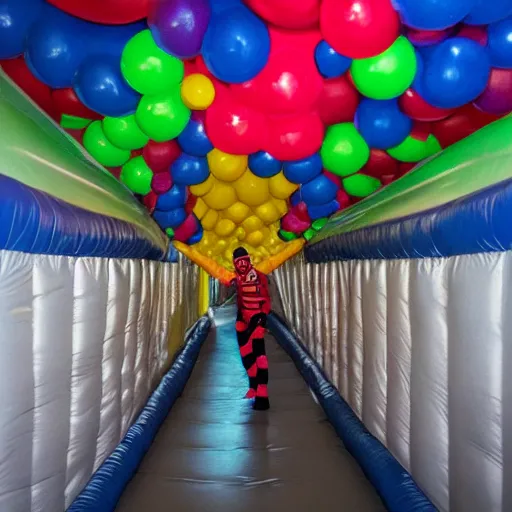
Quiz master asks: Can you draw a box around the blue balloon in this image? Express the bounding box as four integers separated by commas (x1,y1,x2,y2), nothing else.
0,0,43,59
392,0,476,30
307,200,340,221
420,38,491,109
156,184,187,211
171,154,210,185
301,175,338,206
290,190,302,207
488,17,512,69
177,119,213,157
188,223,204,245
202,5,270,83
74,55,140,117
153,208,187,230
283,154,323,185
355,99,412,150
314,41,352,79
465,0,512,25
248,152,282,177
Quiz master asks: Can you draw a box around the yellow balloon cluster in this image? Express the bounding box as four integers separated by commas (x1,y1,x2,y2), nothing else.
189,149,299,270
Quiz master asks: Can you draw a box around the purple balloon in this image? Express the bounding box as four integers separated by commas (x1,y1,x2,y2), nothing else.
474,68,512,115
148,0,211,59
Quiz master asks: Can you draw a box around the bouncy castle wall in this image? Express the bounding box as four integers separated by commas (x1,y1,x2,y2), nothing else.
0,251,198,512
272,251,511,512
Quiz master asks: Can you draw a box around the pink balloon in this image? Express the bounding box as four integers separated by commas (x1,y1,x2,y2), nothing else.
474,68,512,115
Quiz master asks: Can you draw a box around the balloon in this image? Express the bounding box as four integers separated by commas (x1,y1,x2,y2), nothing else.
317,75,360,126
248,152,282,178
156,184,187,210
488,18,512,69
148,0,211,59
230,28,323,115
151,172,173,194
121,29,184,95
103,115,149,150
47,0,149,24
268,172,299,199
399,88,454,122
205,87,268,155
300,174,339,206
307,199,339,220
203,181,237,209
456,26,488,46
177,118,213,157
153,208,187,229
207,150,247,182
392,0,475,30
52,88,102,120
419,38,491,109
355,99,412,149
320,123,370,177
406,27,453,47
283,154,323,184
234,171,270,206
120,156,153,195
244,0,320,29
351,36,417,100
0,0,44,59
143,140,181,172
465,0,512,25
343,174,381,197
387,133,442,162
474,68,512,115
264,112,324,161
362,149,399,179
170,154,210,185
202,5,270,83
181,73,215,110
315,41,352,78
74,55,141,117
320,0,400,59
83,121,131,167
135,89,191,142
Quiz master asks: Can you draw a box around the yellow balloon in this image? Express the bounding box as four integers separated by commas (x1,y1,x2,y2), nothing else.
181,73,215,110
224,201,251,224
215,218,236,237
254,200,281,224
207,149,247,182
193,198,208,219
269,171,299,199
243,215,264,233
274,199,288,217
190,173,215,197
245,230,264,247
234,227,246,240
234,170,269,206
201,209,219,230
203,181,237,210
199,231,217,249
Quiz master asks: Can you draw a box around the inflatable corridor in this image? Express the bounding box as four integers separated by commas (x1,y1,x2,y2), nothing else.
1,1,512,510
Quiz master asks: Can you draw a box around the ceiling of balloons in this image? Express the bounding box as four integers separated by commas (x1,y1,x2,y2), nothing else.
1,0,511,272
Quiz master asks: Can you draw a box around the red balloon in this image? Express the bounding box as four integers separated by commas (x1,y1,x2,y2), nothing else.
399,88,454,122
52,88,102,120
324,171,342,186
457,25,488,46
231,28,323,116
143,140,181,173
406,27,453,46
399,162,416,176
410,122,433,142
174,214,199,242
1,57,59,121
362,149,398,179
317,75,360,126
336,188,351,210
474,68,512,116
263,112,324,161
244,0,321,29
431,104,501,148
205,87,268,155
151,172,173,194
320,0,400,59
46,0,148,24
66,128,85,145
143,190,158,214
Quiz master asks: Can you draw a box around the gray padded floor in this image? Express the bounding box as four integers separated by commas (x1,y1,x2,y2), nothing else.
116,305,385,512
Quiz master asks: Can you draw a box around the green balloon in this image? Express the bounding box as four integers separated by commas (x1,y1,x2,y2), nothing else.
83,121,131,168
136,89,191,142
343,174,382,198
388,134,442,162
351,36,417,100
103,115,149,150
320,123,370,177
121,29,184,95
120,156,153,195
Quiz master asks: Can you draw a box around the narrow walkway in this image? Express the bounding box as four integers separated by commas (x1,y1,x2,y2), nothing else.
116,306,385,511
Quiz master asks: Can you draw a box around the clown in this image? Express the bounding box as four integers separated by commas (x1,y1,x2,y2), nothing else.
232,247,271,411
